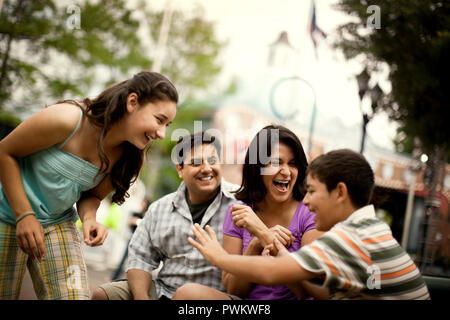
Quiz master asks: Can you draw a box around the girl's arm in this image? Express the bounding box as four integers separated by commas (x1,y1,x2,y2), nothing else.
77,175,114,246
0,104,78,214
189,224,317,286
0,104,82,260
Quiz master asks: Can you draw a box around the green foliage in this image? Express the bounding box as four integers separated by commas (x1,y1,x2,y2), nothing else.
140,2,227,97
0,109,21,139
0,0,152,113
334,0,449,158
132,3,228,198
0,110,20,127
0,0,229,199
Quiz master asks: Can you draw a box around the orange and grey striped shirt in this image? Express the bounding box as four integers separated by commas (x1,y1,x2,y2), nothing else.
290,205,430,300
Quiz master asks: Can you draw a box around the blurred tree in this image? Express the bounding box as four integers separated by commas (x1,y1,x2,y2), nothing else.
137,1,226,99
133,2,230,199
0,0,151,116
335,0,449,273
0,0,227,115
0,0,231,198
334,0,449,161
0,109,20,138
137,2,232,199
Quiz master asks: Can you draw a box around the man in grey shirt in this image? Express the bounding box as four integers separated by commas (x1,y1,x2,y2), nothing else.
91,131,239,300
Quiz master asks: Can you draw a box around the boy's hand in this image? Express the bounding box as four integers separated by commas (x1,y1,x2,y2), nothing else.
261,245,274,257
188,223,228,267
262,238,290,257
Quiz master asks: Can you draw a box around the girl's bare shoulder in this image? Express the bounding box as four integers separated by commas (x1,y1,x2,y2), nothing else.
0,102,85,157
42,102,84,130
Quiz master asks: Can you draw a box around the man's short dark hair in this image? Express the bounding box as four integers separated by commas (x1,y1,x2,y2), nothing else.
174,131,222,167
306,149,375,209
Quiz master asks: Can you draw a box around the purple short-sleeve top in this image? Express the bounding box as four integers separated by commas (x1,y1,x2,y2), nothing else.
222,202,316,300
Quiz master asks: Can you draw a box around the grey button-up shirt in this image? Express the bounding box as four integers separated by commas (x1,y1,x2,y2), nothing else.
126,179,239,298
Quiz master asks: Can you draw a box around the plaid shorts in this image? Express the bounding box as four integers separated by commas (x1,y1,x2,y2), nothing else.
0,220,90,300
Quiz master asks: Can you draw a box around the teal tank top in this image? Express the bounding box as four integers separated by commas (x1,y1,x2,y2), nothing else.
0,107,105,227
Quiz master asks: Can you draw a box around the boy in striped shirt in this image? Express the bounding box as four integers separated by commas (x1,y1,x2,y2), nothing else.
189,149,430,300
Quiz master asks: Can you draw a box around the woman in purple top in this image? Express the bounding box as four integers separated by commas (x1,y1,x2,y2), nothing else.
222,202,316,299
173,125,323,300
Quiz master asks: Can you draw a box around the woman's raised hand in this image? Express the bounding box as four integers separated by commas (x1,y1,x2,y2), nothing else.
230,204,266,237
268,225,295,248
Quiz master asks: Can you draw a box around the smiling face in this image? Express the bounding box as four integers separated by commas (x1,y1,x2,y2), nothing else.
302,174,340,231
125,93,177,150
261,143,298,204
176,143,222,204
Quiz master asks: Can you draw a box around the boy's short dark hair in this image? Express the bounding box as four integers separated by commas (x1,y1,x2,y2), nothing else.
174,131,222,167
306,149,375,208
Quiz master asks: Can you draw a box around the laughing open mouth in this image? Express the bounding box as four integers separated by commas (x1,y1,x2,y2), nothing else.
273,180,290,192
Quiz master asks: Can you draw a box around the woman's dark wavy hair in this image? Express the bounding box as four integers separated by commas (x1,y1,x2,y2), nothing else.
59,71,178,204
234,124,308,205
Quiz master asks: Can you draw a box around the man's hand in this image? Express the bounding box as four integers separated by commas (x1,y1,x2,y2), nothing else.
188,223,228,267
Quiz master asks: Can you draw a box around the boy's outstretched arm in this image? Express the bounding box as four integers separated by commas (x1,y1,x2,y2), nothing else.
188,224,317,286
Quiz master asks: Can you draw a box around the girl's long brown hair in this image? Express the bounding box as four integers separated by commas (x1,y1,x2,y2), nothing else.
60,71,178,204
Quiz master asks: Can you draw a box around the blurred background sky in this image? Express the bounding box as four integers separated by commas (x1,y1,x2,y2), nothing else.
145,0,397,151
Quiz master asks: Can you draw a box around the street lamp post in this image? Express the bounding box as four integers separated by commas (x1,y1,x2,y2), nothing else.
355,68,383,154
420,146,444,272
401,137,423,249
360,113,370,154
356,68,370,154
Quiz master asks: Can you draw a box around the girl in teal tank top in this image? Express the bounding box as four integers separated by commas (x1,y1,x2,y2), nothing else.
0,71,178,299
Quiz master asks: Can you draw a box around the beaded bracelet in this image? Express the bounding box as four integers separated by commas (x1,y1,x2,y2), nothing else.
16,212,36,224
